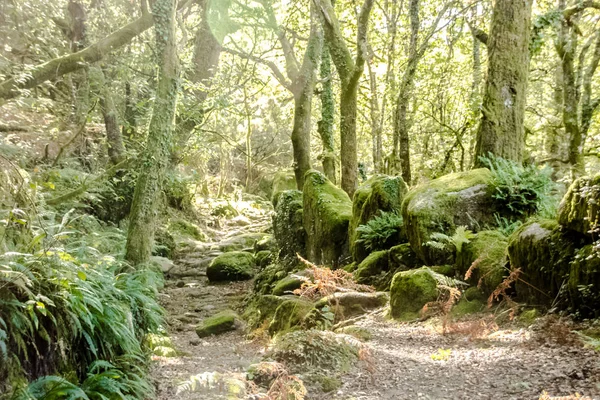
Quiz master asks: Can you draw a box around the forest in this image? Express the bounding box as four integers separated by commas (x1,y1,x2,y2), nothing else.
0,0,600,398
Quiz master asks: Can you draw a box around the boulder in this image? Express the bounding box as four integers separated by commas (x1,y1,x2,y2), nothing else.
253,263,288,294
268,297,314,335
243,295,286,329
206,251,255,282
255,250,274,268
303,170,353,266
568,245,600,317
388,243,420,271
456,230,508,295
558,174,600,237
154,228,176,258
168,219,208,241
401,168,498,265
272,274,307,296
349,175,409,262
150,256,175,274
314,291,388,320
254,234,276,252
390,267,441,320
508,220,583,305
219,232,269,252
196,310,240,338
272,190,306,263
271,170,297,205
354,250,389,285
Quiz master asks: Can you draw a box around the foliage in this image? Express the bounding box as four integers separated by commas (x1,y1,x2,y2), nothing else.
0,208,163,397
479,154,556,218
355,211,403,252
426,226,475,256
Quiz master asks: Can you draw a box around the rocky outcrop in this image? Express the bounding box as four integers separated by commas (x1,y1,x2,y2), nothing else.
303,171,352,266
349,175,409,262
401,168,498,265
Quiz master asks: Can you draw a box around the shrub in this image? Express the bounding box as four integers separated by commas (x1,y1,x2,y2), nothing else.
355,211,404,252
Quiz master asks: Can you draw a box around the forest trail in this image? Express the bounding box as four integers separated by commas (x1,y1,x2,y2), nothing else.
149,199,600,400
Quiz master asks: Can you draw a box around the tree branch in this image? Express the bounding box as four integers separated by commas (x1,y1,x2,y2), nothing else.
222,47,294,92
354,0,376,82
466,20,488,46
563,1,600,19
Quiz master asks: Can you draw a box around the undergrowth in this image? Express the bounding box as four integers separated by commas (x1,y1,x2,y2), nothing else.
355,211,403,251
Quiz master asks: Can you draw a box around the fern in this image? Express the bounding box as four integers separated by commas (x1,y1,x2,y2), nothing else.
426,226,474,256
355,211,404,251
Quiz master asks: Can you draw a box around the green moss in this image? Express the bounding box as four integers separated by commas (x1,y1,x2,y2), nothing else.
518,308,540,326
272,274,306,296
254,235,275,252
401,168,497,265
303,170,352,266
206,251,255,282
354,250,389,284
219,232,269,252
196,310,238,338
390,267,439,321
388,243,420,271
463,286,486,302
319,375,342,392
243,295,286,329
568,245,600,317
558,174,600,236
253,263,288,294
450,297,485,317
255,250,274,268
272,190,306,263
271,170,297,205
349,175,409,262
456,230,508,295
508,220,584,306
168,219,207,241
153,227,176,258
343,262,357,273
430,265,455,277
268,298,314,335
336,325,372,341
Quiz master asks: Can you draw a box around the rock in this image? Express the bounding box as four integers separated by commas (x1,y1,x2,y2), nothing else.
354,250,389,285
206,251,255,282
150,256,175,274
303,170,352,266
558,174,600,237
243,295,286,329
271,170,298,205
176,280,185,288
335,325,372,341
269,297,314,335
153,228,176,258
253,263,288,294
195,310,240,338
231,215,251,226
349,175,409,262
254,234,276,252
272,274,307,295
568,245,600,317
219,233,270,252
390,267,441,320
507,220,583,306
247,361,286,388
272,190,306,263
315,291,388,319
255,250,274,268
456,230,508,295
168,219,208,241
401,168,498,265
388,243,420,271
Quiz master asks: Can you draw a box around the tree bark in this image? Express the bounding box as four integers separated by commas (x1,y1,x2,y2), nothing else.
318,42,337,183
474,0,533,167
0,13,154,101
315,0,375,197
125,0,179,265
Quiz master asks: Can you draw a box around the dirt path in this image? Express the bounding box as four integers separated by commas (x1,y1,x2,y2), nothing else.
150,201,600,400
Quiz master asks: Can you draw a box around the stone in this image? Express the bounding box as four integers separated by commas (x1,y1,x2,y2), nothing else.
271,170,297,205
150,256,175,274
268,297,314,335
558,174,600,237
390,267,441,320
272,190,306,263
195,310,240,338
206,251,255,282
303,170,352,266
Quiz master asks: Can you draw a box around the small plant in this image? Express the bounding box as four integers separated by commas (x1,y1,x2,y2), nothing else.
426,226,475,256
430,348,451,361
479,154,556,217
355,211,403,251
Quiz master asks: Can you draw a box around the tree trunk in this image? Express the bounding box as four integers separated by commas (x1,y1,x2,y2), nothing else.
291,8,322,190
340,84,359,197
318,43,337,183
122,81,137,139
94,68,126,165
125,0,179,265
474,0,533,166
367,57,382,173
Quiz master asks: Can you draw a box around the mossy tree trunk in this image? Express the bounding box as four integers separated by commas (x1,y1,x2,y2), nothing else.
125,0,179,265
367,53,382,174
473,0,533,167
318,43,337,183
315,0,375,198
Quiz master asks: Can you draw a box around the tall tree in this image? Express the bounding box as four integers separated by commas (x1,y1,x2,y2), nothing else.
318,42,337,183
473,0,533,166
125,0,179,265
314,0,375,197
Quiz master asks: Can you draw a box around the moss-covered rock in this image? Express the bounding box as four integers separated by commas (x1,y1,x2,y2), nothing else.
388,243,420,271
268,297,314,335
303,170,352,266
456,230,508,295
354,250,389,284
450,296,485,317
206,251,255,282
314,291,388,320
349,175,409,262
390,267,440,320
508,220,583,306
255,250,274,268
254,235,276,252
272,190,306,263
336,325,372,341
558,174,600,237
153,228,176,259
243,295,286,329
271,170,297,205
196,310,239,338
272,274,307,296
219,233,270,252
401,168,497,265
568,245,600,317
168,219,208,241
253,263,288,294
